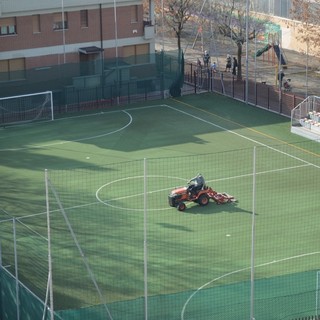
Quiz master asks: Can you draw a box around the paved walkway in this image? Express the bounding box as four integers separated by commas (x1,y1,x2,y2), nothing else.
155,26,320,98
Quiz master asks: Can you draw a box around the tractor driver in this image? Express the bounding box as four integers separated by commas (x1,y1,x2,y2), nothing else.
187,174,205,196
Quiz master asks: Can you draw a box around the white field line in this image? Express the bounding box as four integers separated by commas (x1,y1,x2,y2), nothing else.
3,99,317,218
3,103,318,315
2,161,310,222
16,219,48,241
165,104,320,170
0,209,48,240
181,251,320,320
0,104,166,151
0,110,133,151
157,104,320,319
95,163,310,211
2,102,319,170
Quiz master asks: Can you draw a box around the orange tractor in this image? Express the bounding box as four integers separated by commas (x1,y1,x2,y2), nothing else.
168,174,236,211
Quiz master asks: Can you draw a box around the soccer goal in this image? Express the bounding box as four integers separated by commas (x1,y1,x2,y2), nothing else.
0,91,53,126
291,95,320,142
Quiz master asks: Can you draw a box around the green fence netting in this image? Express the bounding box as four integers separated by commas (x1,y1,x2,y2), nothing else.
1,145,320,319
0,51,185,107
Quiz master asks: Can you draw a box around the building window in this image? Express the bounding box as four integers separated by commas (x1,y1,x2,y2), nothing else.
123,44,149,64
0,17,17,36
80,10,88,28
131,5,138,23
33,15,41,33
0,58,26,81
53,12,68,30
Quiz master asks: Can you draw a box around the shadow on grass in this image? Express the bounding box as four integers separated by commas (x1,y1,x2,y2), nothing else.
173,201,254,216
157,222,193,232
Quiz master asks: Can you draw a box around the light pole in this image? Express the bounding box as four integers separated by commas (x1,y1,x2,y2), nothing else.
245,0,249,104
61,0,66,63
161,0,164,51
254,29,262,101
306,39,309,98
113,0,120,104
254,30,257,102
254,30,257,86
113,0,119,60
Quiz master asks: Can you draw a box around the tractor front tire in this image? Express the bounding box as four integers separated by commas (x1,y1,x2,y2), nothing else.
177,202,186,211
198,194,209,206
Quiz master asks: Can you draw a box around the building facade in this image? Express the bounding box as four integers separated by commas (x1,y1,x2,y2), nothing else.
251,0,292,18
0,0,155,81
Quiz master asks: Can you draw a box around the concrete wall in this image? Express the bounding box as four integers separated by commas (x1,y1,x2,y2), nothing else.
255,13,319,57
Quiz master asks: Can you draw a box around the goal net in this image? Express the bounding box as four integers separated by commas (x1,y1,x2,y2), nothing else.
0,91,53,126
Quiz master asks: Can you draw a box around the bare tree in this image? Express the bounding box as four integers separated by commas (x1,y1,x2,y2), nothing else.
290,0,320,56
204,0,265,79
162,0,194,53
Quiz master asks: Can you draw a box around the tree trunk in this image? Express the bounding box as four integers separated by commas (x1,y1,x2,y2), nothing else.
177,33,181,52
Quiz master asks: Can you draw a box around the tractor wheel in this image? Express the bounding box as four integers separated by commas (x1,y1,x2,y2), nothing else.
198,194,209,206
177,202,186,211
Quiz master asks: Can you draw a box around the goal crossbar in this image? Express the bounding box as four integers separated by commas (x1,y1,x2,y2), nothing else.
0,91,53,126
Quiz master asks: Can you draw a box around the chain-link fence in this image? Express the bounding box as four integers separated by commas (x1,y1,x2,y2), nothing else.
1,144,320,319
0,51,306,122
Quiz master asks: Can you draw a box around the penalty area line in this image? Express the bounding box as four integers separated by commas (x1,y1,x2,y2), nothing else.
181,251,320,320
165,104,320,170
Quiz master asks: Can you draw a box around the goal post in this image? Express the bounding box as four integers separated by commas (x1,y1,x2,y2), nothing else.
0,91,54,126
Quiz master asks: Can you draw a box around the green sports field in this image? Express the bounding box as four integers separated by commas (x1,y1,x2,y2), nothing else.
1,92,320,320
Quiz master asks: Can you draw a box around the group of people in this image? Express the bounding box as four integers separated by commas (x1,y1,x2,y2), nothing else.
225,54,238,76
197,51,238,76
197,50,211,69
196,51,290,90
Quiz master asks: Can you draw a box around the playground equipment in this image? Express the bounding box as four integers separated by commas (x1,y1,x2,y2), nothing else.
255,43,287,66
254,31,289,87
255,32,288,68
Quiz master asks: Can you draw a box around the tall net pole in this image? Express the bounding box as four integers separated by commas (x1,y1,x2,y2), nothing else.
13,218,20,320
48,172,114,320
49,91,54,121
245,0,249,104
250,146,257,320
45,169,54,320
316,271,320,316
144,158,148,320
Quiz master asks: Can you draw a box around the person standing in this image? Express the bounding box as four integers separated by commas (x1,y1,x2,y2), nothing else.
225,54,231,72
278,69,285,87
203,50,210,68
211,61,217,72
232,57,238,76
197,58,202,68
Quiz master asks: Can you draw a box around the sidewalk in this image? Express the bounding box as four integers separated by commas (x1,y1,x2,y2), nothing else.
155,26,320,98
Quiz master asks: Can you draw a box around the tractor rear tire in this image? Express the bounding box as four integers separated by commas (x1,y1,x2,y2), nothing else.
198,194,209,206
177,202,186,211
